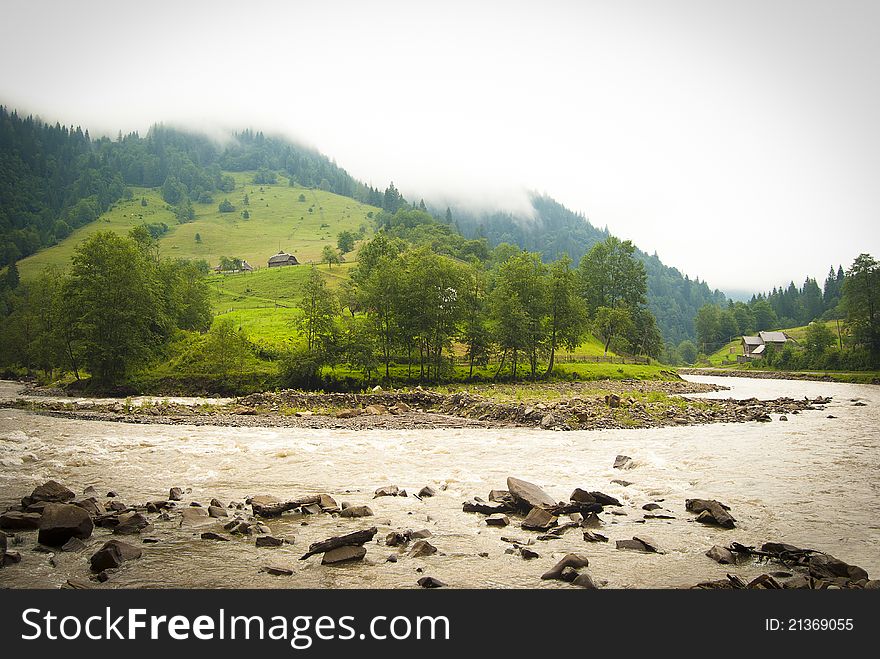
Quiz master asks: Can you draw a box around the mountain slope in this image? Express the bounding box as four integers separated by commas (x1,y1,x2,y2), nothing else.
16,173,378,280
453,195,727,344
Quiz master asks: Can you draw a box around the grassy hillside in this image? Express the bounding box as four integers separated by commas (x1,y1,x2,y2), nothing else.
17,172,379,280
207,262,355,346
706,320,840,366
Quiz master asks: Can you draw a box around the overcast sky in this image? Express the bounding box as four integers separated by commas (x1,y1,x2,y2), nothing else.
1,0,878,293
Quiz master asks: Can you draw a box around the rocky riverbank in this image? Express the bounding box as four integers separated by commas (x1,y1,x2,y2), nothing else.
2,476,875,590
1,378,838,430
680,367,880,385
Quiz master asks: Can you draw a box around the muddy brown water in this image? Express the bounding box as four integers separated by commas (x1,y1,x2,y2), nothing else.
0,376,877,589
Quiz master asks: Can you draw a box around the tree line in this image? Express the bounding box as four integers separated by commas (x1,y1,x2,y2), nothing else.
691,254,879,369
0,229,212,384
2,105,737,351
284,233,662,386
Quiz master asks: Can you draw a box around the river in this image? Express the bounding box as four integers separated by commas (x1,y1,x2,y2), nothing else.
0,376,877,589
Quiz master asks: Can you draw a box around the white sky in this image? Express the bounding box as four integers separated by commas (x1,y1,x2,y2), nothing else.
1,0,878,293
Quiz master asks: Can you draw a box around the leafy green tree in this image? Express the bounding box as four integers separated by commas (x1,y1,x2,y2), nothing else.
577,236,647,312
694,304,721,353
322,245,342,268
298,193,307,202
341,315,379,381
161,176,185,205
337,230,356,254
352,233,406,284
201,319,251,376
4,262,19,290
751,299,778,331
843,253,880,361
545,255,588,374
593,306,633,355
678,339,698,364
359,252,404,378
66,232,165,383
175,198,195,223
627,306,664,357
804,322,836,357
461,264,491,378
490,251,548,378
194,233,202,243
218,199,235,213
296,266,338,354
397,248,467,379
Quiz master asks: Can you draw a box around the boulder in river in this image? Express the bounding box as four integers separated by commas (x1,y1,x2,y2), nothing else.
572,571,599,589
409,540,438,558
89,540,142,572
521,507,558,531
0,511,42,530
23,480,75,508
706,545,736,564
169,487,184,501
74,498,106,517
613,455,633,469
256,536,285,548
261,566,293,576
38,503,94,546
462,500,510,514
507,477,556,510
179,507,211,527
418,486,436,498
113,512,151,535
583,531,608,543
485,514,510,527
208,506,228,518
386,531,407,547
3,551,22,566
374,485,399,498
61,537,87,552
339,505,374,518
686,499,736,529
616,535,664,553
808,553,870,582
417,576,446,588
301,527,378,560
318,494,340,512
200,532,229,542
541,553,590,580
322,545,367,564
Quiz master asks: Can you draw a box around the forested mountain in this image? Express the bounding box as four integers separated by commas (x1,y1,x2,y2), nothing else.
0,106,384,266
453,196,727,345
2,105,724,345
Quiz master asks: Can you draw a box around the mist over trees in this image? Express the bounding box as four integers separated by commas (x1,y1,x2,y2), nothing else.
1,107,727,348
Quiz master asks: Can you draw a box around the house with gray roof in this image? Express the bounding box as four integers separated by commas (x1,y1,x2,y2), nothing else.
268,251,299,268
740,330,796,359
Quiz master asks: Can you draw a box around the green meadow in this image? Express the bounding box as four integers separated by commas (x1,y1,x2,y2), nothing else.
17,172,379,280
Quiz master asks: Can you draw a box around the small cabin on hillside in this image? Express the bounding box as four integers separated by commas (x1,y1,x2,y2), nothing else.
740,331,796,360
213,260,254,274
268,251,299,268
